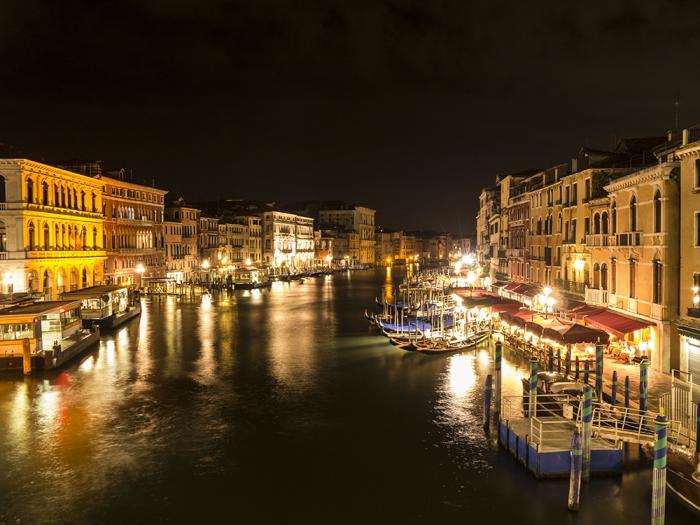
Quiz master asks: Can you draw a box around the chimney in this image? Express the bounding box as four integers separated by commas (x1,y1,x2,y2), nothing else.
682,128,689,146
571,158,578,172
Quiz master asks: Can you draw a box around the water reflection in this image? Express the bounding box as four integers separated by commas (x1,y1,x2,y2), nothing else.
0,270,694,525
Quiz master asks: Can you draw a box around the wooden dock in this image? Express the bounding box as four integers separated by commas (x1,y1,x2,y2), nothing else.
498,416,623,478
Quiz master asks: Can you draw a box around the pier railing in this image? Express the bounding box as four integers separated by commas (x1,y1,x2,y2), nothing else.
587,403,680,445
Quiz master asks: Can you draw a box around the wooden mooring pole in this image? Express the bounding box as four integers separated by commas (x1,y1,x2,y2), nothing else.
528,358,538,419
483,374,493,431
567,429,582,511
611,370,618,406
595,340,603,401
494,341,502,421
651,412,668,525
22,338,31,376
582,385,593,481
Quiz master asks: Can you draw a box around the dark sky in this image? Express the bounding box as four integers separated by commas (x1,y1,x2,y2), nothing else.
2,1,700,233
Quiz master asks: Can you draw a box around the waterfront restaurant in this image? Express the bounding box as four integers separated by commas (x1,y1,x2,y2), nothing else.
0,300,98,371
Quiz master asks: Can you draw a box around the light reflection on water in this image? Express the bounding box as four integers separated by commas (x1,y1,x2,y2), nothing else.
0,269,695,525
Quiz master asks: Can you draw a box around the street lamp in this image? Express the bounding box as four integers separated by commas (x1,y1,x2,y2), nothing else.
3,273,14,301
573,258,585,272
135,263,145,289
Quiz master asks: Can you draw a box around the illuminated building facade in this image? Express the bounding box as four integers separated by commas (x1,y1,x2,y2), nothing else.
262,211,314,270
164,197,201,282
318,206,375,265
0,159,106,298
97,172,167,285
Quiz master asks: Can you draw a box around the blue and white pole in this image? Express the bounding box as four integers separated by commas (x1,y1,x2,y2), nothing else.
529,358,538,419
640,360,648,413
595,340,604,402
567,429,582,511
583,360,590,385
651,413,668,525
611,370,618,406
582,385,593,481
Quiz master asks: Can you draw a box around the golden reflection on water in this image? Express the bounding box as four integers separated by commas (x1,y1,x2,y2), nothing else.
447,354,477,398
196,294,216,383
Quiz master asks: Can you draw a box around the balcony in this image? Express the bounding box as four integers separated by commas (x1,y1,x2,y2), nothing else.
586,234,609,247
616,232,642,247
506,248,527,258
554,278,585,295
585,287,608,306
651,303,668,321
687,308,700,319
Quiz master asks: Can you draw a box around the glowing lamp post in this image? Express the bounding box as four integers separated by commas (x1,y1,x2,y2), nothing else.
325,255,332,269
694,286,700,310
466,270,477,297
3,273,14,301
135,263,145,289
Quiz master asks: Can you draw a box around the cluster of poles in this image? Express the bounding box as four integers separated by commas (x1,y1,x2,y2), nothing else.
481,341,686,523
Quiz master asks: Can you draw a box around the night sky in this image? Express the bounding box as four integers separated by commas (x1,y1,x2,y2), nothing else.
2,1,699,233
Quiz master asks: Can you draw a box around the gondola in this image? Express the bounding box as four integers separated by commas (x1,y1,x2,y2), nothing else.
414,331,489,355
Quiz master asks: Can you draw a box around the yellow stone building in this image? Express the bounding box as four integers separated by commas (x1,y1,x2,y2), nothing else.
0,159,106,298
96,172,167,286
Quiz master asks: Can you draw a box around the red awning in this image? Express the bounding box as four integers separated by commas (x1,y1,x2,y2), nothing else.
491,302,522,314
504,282,521,291
584,310,654,339
569,305,607,321
517,284,541,298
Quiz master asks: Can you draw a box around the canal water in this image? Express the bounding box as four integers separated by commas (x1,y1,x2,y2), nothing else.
0,269,695,524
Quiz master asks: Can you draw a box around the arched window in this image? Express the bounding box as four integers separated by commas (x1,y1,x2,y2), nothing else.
653,190,662,233
601,211,609,235
611,259,617,294
593,213,600,234
42,182,49,205
0,221,6,251
82,268,88,288
54,185,60,206
80,226,87,249
92,227,98,248
43,223,49,250
54,224,59,248
630,195,637,232
60,186,66,208
80,191,85,210
26,178,34,203
629,259,637,299
611,202,617,234
601,263,608,291
28,222,35,250
0,176,6,202
593,263,600,289
73,189,78,210
91,192,97,212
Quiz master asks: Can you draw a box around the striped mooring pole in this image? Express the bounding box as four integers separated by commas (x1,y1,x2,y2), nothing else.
624,375,630,409
611,370,618,406
595,340,604,401
582,385,593,481
494,341,502,421
651,412,668,525
483,374,493,431
575,356,580,381
565,345,571,377
548,348,554,372
529,358,538,419
583,360,590,385
567,429,583,511
640,360,648,413
557,348,562,374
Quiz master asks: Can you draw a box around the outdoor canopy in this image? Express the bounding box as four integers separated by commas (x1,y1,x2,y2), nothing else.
583,310,653,339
